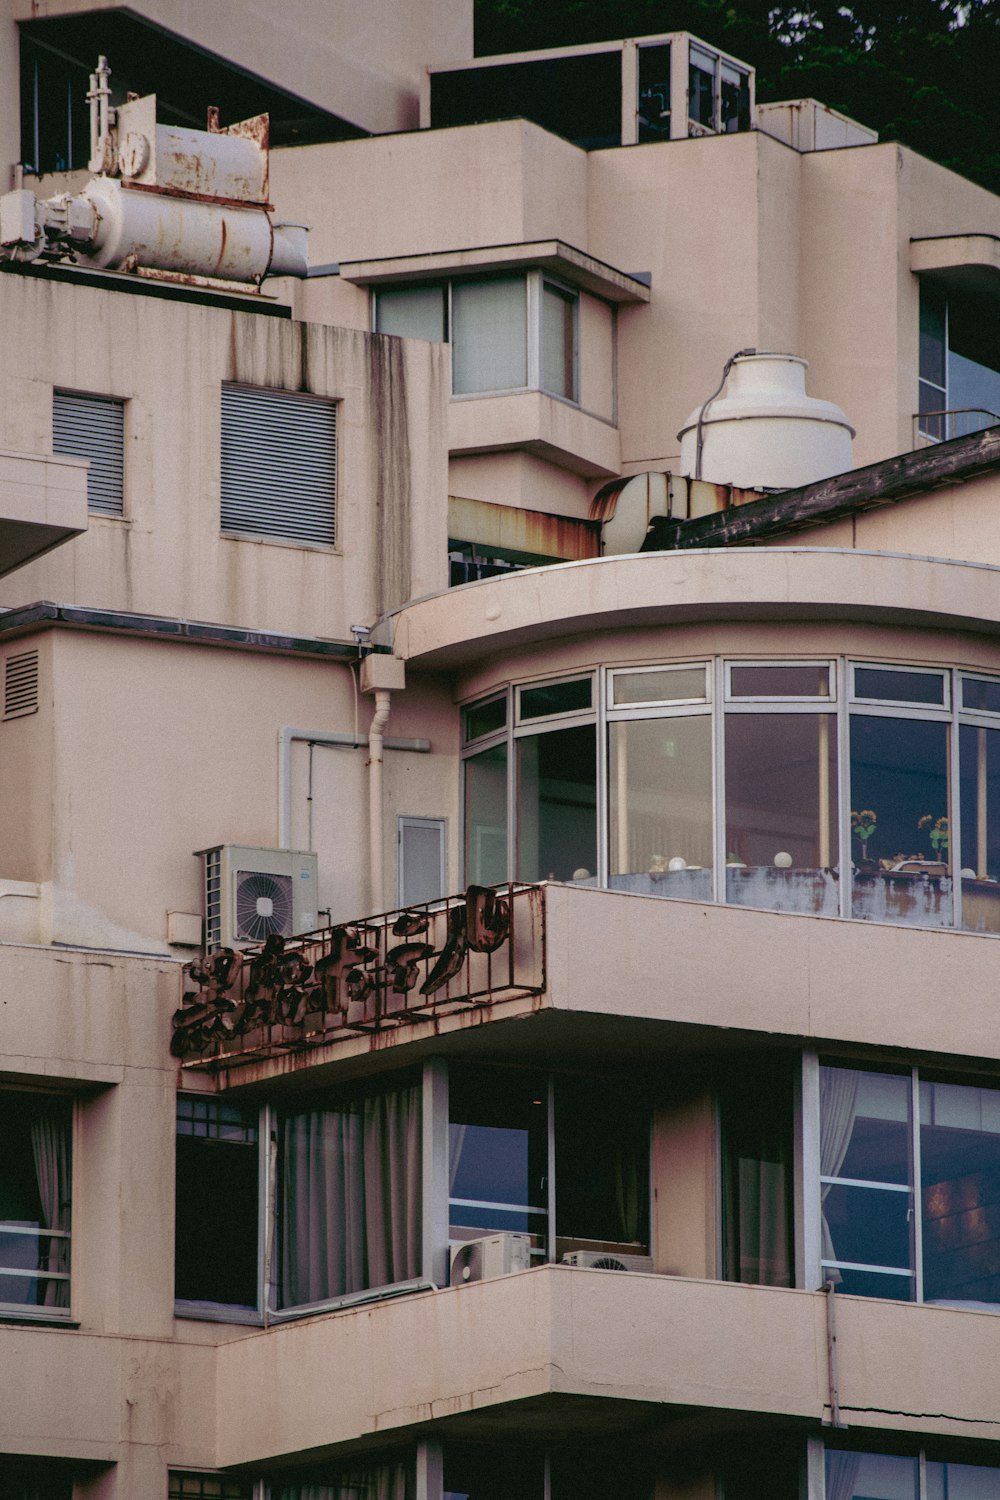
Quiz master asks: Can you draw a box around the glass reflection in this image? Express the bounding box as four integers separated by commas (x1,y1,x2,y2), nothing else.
464,743,508,886
960,723,1000,933
921,1079,1000,1306
850,715,952,927
825,1450,918,1500
516,725,597,882
608,715,712,899
725,713,838,914
449,1066,547,1252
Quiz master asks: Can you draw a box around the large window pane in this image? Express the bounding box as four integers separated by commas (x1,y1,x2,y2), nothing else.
820,1067,914,1297
0,1093,71,1312
850,714,952,926
175,1097,259,1311
278,1081,421,1309
449,1066,547,1253
826,1451,918,1500
374,284,446,342
725,713,838,914
608,715,713,900
688,45,716,129
927,1458,1000,1499
452,277,527,394
637,42,671,142
516,725,597,883
444,1445,545,1500
555,1077,649,1256
921,1079,1000,1306
721,1059,793,1287
541,281,576,400
960,723,1000,933
465,743,508,886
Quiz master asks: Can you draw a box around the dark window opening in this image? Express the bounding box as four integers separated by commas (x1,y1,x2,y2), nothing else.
721,1058,794,1288
174,1097,259,1310
637,43,671,143
430,52,622,150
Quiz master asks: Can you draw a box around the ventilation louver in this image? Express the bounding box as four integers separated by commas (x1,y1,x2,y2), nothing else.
196,845,318,951
3,650,39,720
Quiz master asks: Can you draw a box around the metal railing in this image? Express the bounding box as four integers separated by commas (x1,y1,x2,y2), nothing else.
173,883,546,1069
914,408,1000,444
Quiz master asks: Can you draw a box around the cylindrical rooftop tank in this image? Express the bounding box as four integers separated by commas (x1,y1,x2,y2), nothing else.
677,353,855,491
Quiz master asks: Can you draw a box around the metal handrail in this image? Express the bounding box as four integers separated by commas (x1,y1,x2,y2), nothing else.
914,407,1000,443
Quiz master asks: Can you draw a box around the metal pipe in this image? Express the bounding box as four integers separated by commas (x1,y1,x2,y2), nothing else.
825,1278,845,1428
368,689,392,911
276,723,430,850
694,347,756,480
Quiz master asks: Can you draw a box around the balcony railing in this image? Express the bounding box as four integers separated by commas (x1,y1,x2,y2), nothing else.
914,407,1000,444
172,883,546,1069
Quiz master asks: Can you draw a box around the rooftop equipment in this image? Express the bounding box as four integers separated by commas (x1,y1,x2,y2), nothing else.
0,57,308,285
677,352,855,491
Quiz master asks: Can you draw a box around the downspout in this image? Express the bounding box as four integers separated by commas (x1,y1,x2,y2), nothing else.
360,654,407,912
368,688,392,911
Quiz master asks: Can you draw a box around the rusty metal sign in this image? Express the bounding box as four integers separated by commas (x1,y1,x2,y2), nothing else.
172,883,545,1068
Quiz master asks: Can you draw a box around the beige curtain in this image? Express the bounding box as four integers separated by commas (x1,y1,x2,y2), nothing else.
280,1084,421,1308
819,1070,860,1279
29,1110,71,1309
825,1451,864,1500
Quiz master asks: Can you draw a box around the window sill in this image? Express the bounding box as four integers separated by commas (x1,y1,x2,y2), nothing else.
0,1310,78,1328
220,531,341,556
449,390,620,477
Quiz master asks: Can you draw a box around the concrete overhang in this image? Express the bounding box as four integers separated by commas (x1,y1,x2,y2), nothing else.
217,881,1000,1095
339,239,651,305
910,233,1000,303
214,1267,1000,1469
0,450,88,578
384,547,1000,671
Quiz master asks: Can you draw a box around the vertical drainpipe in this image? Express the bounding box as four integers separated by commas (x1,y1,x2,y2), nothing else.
361,653,407,911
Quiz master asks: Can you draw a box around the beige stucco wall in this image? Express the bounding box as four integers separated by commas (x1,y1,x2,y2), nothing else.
0,628,459,951
0,274,450,638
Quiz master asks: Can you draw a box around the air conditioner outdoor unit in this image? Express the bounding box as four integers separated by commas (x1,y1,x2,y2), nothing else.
197,844,319,950
450,1233,532,1286
561,1251,655,1273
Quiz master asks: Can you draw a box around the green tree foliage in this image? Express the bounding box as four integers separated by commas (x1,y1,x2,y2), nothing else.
475,0,1000,192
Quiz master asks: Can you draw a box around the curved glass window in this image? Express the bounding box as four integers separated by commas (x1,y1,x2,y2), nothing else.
461,658,1000,933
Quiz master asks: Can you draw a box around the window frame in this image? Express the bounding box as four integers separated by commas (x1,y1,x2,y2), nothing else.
462,656,1000,934
0,1088,74,1324
219,383,338,551
52,387,127,519
373,271,584,406
806,1055,1000,1308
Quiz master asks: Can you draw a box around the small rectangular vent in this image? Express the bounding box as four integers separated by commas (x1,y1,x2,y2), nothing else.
3,650,39,720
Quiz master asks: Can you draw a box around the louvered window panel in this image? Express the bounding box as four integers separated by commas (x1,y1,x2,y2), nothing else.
52,390,125,516
220,385,336,546
4,649,39,720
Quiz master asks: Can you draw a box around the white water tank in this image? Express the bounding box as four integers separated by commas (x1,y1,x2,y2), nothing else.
677,353,854,490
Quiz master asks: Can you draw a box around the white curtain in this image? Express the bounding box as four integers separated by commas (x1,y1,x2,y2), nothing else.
819,1069,860,1279
277,1458,412,1500
452,277,527,394
280,1084,421,1308
825,1451,863,1500
29,1110,71,1309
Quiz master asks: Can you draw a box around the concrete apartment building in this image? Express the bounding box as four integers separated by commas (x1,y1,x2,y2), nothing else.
2,2,1000,1497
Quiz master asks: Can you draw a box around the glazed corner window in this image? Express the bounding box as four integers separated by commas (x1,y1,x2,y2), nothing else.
220,384,337,547
0,1092,72,1316
374,273,580,402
